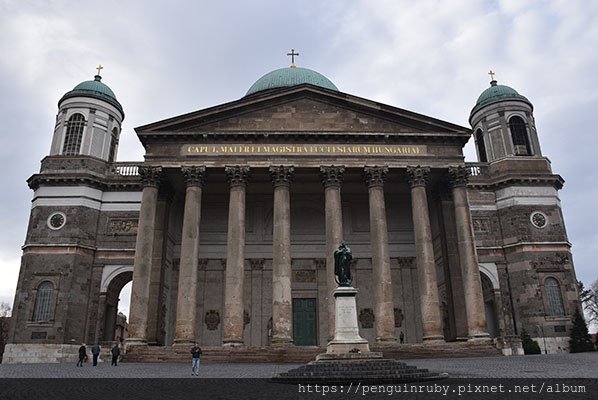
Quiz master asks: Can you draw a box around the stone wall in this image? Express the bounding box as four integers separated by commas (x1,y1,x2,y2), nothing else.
3,343,82,364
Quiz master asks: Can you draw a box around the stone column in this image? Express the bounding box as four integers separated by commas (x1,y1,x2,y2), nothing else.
364,166,396,342
269,166,294,345
127,166,162,346
223,166,250,346
448,166,489,339
174,166,207,345
438,187,469,341
320,166,345,341
406,166,444,342
147,184,172,345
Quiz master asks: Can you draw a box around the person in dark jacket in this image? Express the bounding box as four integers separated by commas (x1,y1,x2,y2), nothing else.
76,343,87,367
190,342,202,376
111,343,121,366
91,343,101,366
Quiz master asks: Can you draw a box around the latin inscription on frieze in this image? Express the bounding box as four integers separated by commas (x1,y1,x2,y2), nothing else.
183,143,427,157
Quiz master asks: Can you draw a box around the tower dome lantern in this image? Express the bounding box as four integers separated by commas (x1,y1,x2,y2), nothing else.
469,72,541,163
49,66,124,162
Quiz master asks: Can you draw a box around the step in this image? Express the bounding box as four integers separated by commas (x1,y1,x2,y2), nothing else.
123,341,501,363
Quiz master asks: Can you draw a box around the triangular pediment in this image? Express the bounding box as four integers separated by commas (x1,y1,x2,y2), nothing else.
136,85,470,139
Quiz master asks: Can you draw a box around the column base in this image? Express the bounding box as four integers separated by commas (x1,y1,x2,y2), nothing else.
375,335,397,343
173,339,195,347
422,335,445,343
468,333,491,341
125,338,147,347
222,340,244,348
271,337,294,346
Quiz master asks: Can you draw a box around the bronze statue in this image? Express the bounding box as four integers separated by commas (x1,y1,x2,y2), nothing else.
334,241,352,287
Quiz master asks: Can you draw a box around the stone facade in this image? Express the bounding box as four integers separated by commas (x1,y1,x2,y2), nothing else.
6,72,580,362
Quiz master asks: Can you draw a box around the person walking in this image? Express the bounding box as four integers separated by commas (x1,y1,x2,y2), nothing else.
190,342,202,376
111,343,121,366
76,343,87,367
91,343,101,366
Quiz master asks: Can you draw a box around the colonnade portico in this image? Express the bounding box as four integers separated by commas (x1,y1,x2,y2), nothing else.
126,164,489,347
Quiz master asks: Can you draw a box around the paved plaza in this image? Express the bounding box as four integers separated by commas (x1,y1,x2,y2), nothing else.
1,353,597,378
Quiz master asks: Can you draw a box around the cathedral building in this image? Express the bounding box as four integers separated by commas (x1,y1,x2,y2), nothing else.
5,60,579,362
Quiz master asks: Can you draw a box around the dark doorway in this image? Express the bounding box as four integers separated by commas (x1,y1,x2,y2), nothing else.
292,298,317,346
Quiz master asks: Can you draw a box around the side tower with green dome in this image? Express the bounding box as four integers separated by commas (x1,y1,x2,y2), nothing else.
467,73,578,354
48,68,124,162
469,76,541,162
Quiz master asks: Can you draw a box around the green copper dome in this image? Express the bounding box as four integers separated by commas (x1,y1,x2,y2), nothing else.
59,75,124,115
245,67,339,96
471,80,530,114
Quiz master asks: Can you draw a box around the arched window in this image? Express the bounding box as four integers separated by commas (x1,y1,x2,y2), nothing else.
32,281,54,322
508,116,531,156
545,277,565,317
62,113,86,155
108,128,119,162
475,128,488,162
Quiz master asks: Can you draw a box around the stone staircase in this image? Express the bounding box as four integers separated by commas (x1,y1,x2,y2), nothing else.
371,340,502,359
275,359,447,383
124,340,501,363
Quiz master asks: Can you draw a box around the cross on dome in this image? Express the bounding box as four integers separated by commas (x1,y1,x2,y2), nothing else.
287,49,299,68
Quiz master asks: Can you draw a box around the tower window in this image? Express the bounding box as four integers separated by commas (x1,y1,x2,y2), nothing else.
62,113,86,155
508,116,532,156
544,277,565,317
475,128,488,162
32,281,54,322
108,127,119,162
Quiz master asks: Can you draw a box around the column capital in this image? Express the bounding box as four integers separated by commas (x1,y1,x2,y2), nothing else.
139,166,162,188
225,166,250,187
269,165,295,188
406,166,431,188
320,166,345,188
448,165,470,188
181,166,207,188
363,166,388,188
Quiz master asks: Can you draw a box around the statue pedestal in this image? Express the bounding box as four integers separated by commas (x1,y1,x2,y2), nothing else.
317,286,381,360
278,285,446,382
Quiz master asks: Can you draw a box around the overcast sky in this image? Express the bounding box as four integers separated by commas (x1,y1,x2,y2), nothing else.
0,0,596,325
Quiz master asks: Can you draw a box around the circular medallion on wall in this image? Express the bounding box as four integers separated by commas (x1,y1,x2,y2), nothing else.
530,211,547,229
47,212,66,230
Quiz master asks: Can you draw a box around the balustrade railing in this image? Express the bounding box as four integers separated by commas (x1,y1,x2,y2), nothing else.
465,162,489,177
110,162,139,176
108,162,488,179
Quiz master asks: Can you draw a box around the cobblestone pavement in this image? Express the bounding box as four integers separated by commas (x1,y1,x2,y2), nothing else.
0,353,597,378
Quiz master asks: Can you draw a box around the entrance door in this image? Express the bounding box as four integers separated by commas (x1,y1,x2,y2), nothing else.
292,298,317,346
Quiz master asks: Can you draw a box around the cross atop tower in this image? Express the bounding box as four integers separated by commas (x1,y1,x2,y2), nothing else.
488,69,496,82
287,49,299,67
96,64,104,76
